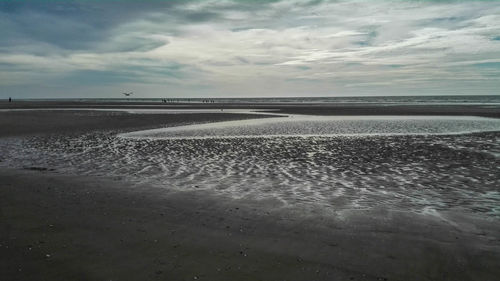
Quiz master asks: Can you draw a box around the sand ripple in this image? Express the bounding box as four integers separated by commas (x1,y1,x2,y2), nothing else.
1,119,499,217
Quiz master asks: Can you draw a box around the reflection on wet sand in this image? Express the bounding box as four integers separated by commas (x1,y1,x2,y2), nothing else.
1,115,499,218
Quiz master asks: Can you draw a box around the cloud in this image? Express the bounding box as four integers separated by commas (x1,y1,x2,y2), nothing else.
0,0,499,97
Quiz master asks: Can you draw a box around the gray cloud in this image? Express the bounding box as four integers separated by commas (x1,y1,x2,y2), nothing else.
1,0,499,98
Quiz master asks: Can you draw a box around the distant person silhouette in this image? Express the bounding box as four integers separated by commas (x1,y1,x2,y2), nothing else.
8,97,12,102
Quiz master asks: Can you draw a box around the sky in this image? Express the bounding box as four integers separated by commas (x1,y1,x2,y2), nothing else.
1,0,500,98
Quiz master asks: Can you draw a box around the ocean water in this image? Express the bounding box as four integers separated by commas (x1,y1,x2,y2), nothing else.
23,95,500,105
120,115,500,139
1,114,499,218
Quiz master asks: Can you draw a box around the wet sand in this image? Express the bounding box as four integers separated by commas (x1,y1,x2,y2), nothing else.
2,168,500,281
1,103,500,280
0,109,271,138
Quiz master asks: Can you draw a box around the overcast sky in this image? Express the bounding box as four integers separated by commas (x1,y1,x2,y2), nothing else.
1,0,500,98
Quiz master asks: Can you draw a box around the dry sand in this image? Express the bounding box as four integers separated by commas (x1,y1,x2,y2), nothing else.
1,103,500,280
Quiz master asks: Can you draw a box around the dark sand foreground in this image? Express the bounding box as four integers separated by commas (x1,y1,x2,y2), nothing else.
2,168,500,281
1,104,500,280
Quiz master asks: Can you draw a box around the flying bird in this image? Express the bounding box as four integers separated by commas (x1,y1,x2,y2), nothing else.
122,92,133,97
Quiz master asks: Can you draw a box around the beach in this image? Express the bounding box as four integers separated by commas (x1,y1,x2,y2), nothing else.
2,100,500,118
1,102,500,280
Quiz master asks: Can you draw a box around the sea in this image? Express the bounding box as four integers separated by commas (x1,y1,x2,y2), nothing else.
20,95,500,105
